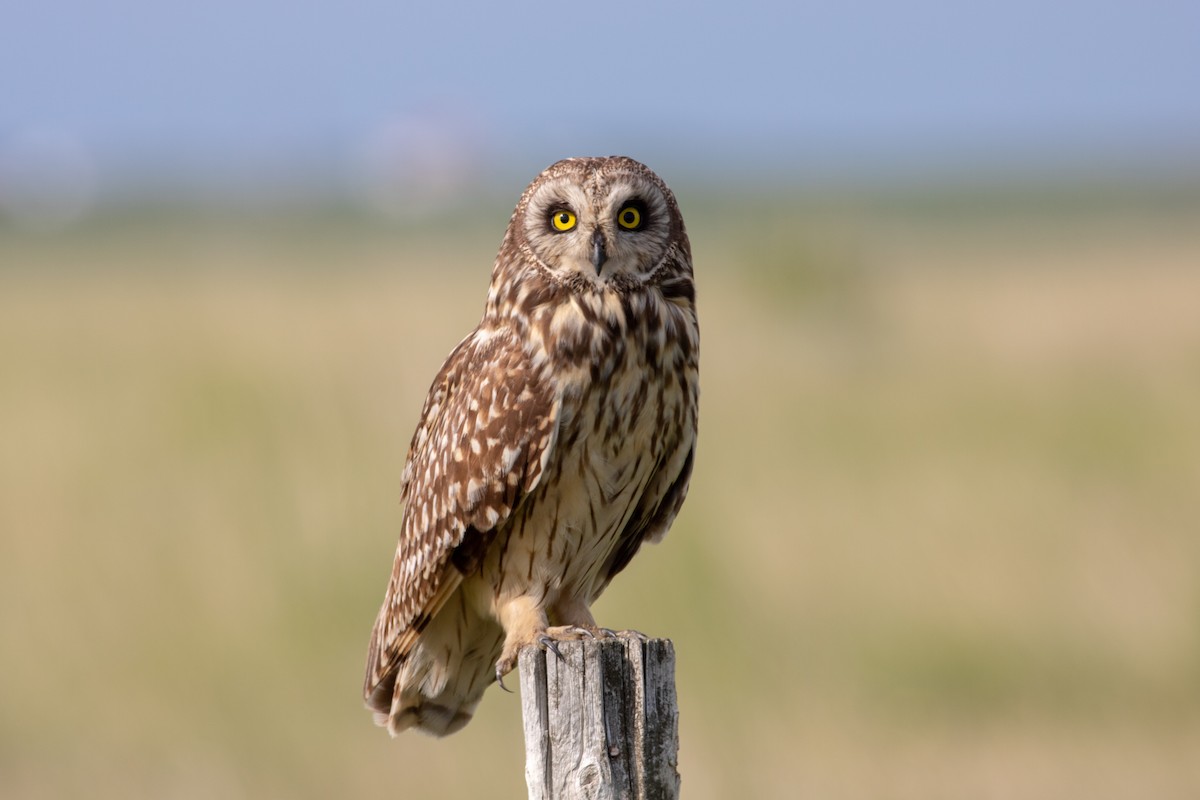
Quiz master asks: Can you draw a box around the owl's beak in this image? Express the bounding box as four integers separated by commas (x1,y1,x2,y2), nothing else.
590,228,608,273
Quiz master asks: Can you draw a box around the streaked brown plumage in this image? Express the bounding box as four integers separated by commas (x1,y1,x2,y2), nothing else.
363,156,699,736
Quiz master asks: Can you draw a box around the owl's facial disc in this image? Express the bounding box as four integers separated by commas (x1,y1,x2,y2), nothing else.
525,174,671,286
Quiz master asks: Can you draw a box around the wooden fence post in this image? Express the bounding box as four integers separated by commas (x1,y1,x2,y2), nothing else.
518,636,680,800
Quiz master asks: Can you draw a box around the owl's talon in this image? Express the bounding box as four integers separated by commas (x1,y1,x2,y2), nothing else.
496,665,514,693
537,635,566,662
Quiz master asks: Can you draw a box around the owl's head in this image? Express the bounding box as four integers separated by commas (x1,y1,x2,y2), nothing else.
507,156,688,289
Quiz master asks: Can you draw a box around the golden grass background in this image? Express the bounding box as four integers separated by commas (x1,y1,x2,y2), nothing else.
2,185,1199,798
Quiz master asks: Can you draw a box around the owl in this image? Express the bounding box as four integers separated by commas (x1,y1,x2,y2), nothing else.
363,156,699,737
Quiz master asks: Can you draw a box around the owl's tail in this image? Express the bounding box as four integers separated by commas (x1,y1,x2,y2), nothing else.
366,591,504,737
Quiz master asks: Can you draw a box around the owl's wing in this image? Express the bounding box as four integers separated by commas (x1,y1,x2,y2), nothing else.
363,326,558,705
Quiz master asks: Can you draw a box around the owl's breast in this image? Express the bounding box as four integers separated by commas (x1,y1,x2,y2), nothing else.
480,287,695,605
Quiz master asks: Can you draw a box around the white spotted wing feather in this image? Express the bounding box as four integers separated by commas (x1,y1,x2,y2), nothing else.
363,325,557,716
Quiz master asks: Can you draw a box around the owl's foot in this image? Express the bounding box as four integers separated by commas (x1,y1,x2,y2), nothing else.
583,627,650,641
494,624,603,690
535,625,599,661
544,624,597,641
608,628,650,641
544,625,651,642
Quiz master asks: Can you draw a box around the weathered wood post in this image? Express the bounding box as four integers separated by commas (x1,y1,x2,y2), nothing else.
518,636,680,800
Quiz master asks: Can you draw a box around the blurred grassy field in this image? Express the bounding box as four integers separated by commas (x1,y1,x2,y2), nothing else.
2,182,1199,799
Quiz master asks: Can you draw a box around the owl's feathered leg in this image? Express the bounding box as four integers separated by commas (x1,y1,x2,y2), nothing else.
493,594,549,684
547,594,597,630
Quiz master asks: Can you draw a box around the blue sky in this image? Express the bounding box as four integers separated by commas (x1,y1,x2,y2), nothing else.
2,0,1199,192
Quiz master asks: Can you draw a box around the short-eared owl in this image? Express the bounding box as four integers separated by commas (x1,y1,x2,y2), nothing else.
364,156,699,736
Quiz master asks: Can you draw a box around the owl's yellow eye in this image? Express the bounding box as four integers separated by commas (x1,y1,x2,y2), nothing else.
550,209,577,232
617,205,643,230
